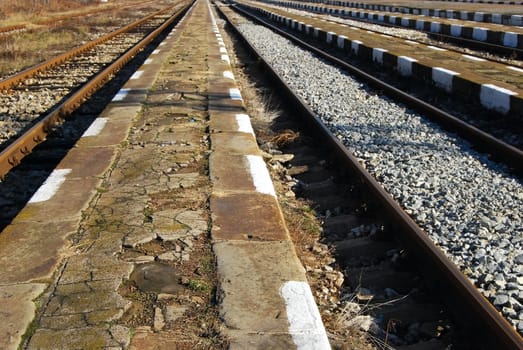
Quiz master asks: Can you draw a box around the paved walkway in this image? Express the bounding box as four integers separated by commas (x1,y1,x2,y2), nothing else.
0,1,329,349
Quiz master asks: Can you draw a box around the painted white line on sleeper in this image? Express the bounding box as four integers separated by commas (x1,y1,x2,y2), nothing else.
280,281,330,349
235,114,254,135
29,169,72,203
246,155,276,196
508,66,523,73
159,42,166,46
144,58,153,65
229,88,242,100
480,84,516,113
82,118,108,137
152,49,160,55
427,45,446,51
223,71,235,80
112,88,130,101
221,54,230,64
219,47,227,54
130,71,144,80
462,54,485,61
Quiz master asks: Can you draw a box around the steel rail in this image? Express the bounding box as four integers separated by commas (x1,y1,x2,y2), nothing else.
216,3,523,349
0,2,191,179
0,4,178,92
0,24,26,34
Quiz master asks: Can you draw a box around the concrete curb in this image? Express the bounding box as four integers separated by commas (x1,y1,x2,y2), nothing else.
207,1,330,348
303,0,523,26
259,0,523,49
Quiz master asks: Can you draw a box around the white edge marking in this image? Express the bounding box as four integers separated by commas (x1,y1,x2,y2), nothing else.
219,47,227,53
280,281,330,349
144,58,153,65
221,54,230,63
427,45,446,51
508,66,523,73
235,114,254,135
29,169,72,203
82,118,108,137
246,155,276,196
229,88,242,100
462,54,485,61
130,70,144,80
112,88,130,101
223,71,235,80
152,49,160,55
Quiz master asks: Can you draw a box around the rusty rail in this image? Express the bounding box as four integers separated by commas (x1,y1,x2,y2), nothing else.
0,2,191,179
0,24,26,34
217,3,523,349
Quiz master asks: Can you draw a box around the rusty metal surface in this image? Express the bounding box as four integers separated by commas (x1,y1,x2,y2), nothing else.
0,2,191,179
0,24,26,34
217,4,523,349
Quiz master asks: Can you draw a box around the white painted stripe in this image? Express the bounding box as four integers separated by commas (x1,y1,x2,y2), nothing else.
398,56,417,76
461,54,485,61
337,35,347,49
159,42,166,46
223,71,235,80
112,88,130,101
246,155,276,196
508,66,523,73
152,49,160,55
219,47,227,53
472,27,487,42
503,32,518,48
427,45,446,51
29,169,72,203
326,32,335,44
221,54,230,64
229,88,242,100
130,71,144,80
451,24,462,36
372,48,387,64
218,42,225,47
351,40,362,54
480,84,516,113
144,58,153,65
235,114,254,135
432,67,459,92
82,118,107,137
280,281,330,349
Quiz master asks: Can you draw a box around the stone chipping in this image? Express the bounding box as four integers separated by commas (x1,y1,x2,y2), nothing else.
237,20,523,332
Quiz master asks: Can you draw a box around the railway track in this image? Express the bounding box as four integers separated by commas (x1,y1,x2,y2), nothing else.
262,0,523,58
216,2,523,348
234,0,523,152
0,1,191,179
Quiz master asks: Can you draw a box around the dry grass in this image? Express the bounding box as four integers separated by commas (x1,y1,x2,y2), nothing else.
0,26,90,76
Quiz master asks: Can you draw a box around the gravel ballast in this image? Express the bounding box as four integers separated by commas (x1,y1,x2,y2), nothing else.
235,20,523,332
